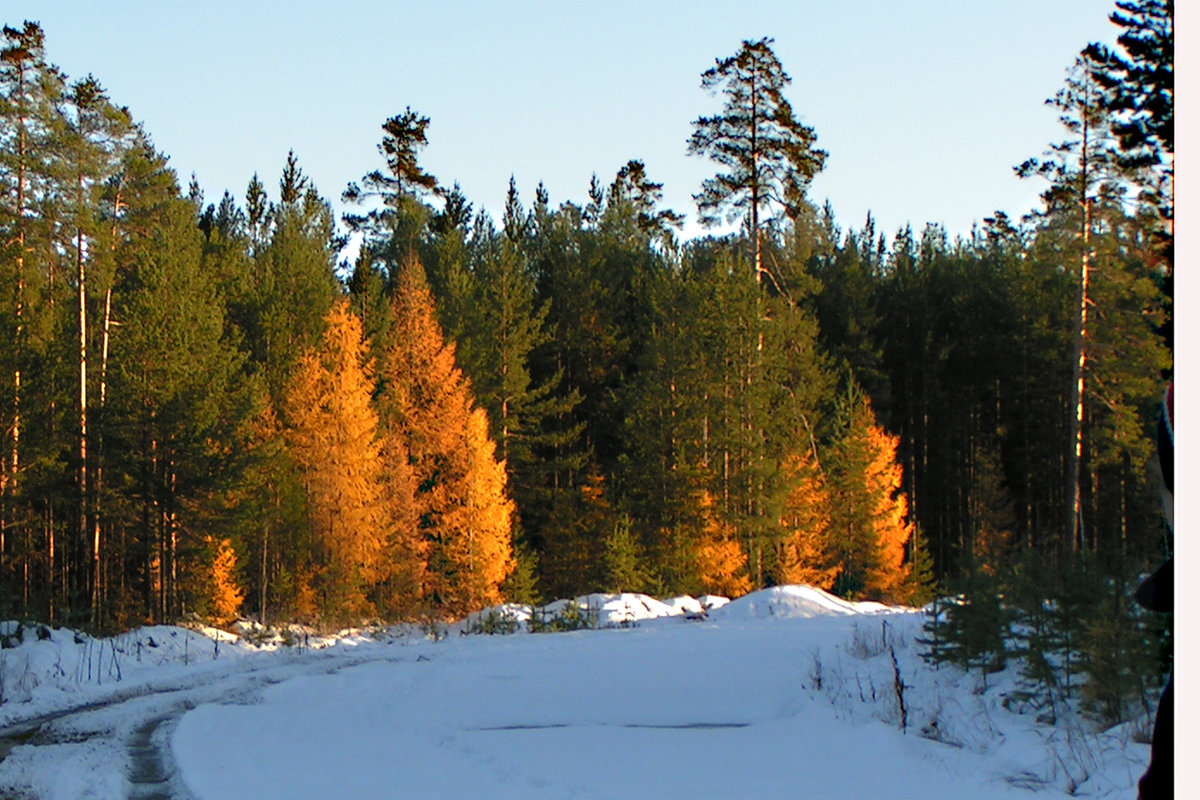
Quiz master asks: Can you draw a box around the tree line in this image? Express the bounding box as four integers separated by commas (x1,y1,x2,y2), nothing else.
0,1,1171,634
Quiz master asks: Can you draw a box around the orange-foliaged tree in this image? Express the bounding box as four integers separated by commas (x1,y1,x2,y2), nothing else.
382,258,514,617
857,421,913,600
376,419,424,618
826,385,915,602
694,491,752,598
285,301,391,621
460,406,516,609
204,536,244,626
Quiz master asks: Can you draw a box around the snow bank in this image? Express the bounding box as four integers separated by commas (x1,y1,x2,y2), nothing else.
662,595,705,616
561,592,677,625
0,623,256,712
459,592,738,634
456,586,902,635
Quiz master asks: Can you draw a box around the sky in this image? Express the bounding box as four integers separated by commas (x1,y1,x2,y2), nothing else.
4,0,1128,248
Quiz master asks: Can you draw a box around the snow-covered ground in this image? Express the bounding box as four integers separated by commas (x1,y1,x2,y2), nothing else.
0,586,1151,799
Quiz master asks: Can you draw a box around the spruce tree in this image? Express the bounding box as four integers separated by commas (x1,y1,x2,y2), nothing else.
603,513,654,596
251,154,339,407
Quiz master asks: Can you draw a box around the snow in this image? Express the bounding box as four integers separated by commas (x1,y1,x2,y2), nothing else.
710,584,901,620
0,587,1153,799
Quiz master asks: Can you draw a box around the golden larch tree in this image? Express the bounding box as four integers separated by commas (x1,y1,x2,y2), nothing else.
381,257,514,617
376,426,424,618
285,300,389,620
458,407,516,609
205,536,244,626
694,491,752,598
859,421,913,599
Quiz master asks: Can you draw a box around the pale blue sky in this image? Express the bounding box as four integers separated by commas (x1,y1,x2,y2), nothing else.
7,1,1124,246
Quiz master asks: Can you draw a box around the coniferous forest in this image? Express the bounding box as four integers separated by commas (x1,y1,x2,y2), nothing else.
0,0,1171,698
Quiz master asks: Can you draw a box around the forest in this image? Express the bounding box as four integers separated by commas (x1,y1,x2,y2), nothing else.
0,0,1172,666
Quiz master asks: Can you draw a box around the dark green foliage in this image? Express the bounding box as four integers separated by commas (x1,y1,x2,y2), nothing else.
501,542,542,607
906,531,936,607
1079,577,1162,726
248,156,339,406
688,37,827,241
343,107,437,272
1084,0,1173,223
527,598,597,633
603,515,656,595
1007,550,1064,716
922,559,1010,685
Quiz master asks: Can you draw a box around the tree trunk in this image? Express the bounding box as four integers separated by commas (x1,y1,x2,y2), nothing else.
260,512,269,625
93,186,121,626
4,67,28,600
1066,205,1091,555
77,200,92,623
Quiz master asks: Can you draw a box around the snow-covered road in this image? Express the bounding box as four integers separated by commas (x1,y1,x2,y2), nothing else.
0,630,421,799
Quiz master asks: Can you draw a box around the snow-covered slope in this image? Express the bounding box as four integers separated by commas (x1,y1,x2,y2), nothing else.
0,587,1151,799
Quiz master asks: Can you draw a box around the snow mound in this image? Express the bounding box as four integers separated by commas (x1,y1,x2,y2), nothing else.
711,585,902,621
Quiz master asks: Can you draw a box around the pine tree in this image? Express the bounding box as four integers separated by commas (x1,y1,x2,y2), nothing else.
0,21,67,619
1018,52,1121,556
343,107,437,272
59,74,134,623
604,159,683,248
1084,0,1173,231
687,37,827,275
